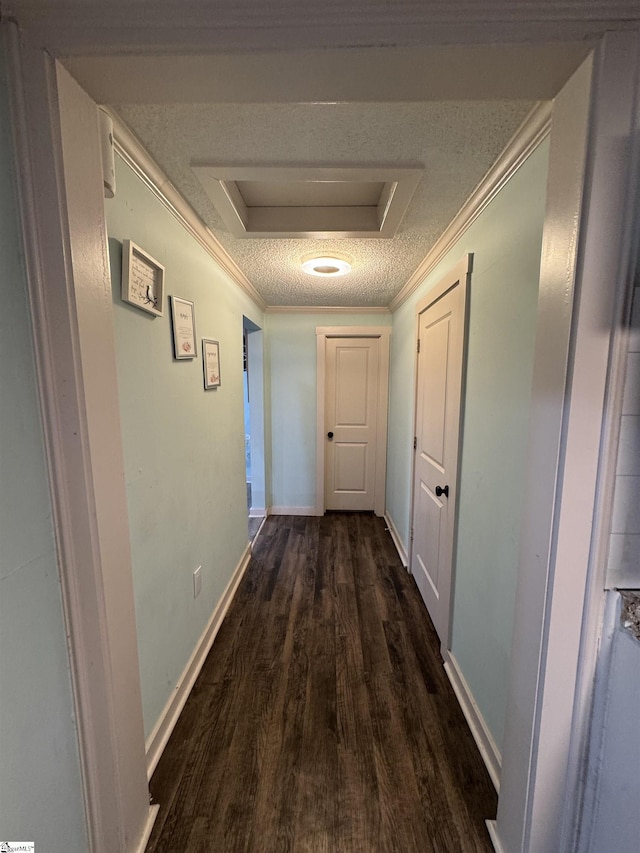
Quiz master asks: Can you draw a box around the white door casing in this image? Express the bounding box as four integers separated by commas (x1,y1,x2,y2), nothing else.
316,327,390,516
6,28,154,853
494,34,640,853
410,255,471,647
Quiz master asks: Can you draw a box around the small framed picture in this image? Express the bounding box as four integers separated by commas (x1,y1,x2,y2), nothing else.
170,296,197,359
202,339,221,389
121,240,164,317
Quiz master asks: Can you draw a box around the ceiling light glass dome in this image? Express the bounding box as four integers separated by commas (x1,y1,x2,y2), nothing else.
301,256,352,277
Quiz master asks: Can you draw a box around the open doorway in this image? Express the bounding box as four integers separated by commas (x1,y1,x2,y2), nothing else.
243,317,266,541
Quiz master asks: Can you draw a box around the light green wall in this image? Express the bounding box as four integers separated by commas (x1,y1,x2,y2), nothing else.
0,46,88,850
387,139,550,751
266,312,392,510
107,156,264,738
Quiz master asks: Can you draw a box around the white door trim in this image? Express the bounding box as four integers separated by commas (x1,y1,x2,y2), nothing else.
414,253,472,319
409,253,471,650
6,26,152,852
316,326,390,516
493,31,640,853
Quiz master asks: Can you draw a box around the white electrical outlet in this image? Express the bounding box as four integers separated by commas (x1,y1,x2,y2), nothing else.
193,566,202,598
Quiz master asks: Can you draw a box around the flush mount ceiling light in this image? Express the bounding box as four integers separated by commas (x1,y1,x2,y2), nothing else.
302,256,352,277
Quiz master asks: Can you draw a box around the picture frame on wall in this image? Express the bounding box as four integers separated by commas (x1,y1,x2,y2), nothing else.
121,239,165,317
202,339,221,389
170,296,197,359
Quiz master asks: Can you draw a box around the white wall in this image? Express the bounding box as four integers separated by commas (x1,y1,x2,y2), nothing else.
106,155,264,738
266,312,392,511
578,592,640,852
386,138,549,752
0,45,88,851
608,283,640,588
582,268,640,849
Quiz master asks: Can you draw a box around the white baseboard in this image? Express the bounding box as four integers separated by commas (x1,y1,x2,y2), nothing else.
269,506,316,516
145,544,252,779
133,804,159,853
384,512,408,567
486,820,505,853
249,507,266,518
442,650,501,793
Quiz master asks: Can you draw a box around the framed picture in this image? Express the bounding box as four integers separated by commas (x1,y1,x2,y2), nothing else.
170,296,197,359
121,239,164,317
202,339,221,389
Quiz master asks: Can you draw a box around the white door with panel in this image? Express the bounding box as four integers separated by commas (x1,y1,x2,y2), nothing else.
411,256,470,646
324,336,382,511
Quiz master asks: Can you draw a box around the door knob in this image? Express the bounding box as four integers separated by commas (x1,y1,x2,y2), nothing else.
435,485,449,498
327,431,334,439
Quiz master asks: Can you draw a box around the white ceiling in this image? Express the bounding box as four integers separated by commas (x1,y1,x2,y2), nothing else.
11,0,638,308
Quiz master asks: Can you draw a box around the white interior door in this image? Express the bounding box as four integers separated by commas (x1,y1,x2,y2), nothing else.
325,336,380,511
411,256,470,646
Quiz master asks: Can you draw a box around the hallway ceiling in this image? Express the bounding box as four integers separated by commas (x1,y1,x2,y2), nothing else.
15,0,635,308
108,99,534,308
66,45,567,310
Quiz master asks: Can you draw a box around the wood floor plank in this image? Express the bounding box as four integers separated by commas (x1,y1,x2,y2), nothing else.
147,513,497,852
334,542,381,849
248,553,312,849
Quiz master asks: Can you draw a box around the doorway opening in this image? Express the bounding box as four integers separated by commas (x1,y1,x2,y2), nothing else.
243,317,266,541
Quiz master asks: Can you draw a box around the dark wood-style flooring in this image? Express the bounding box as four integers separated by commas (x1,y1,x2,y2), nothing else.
147,513,497,852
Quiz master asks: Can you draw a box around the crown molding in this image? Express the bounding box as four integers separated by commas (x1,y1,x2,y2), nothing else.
106,108,268,313
389,100,553,312
265,305,390,315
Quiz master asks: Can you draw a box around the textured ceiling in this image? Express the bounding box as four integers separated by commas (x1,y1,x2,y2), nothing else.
12,0,639,308
113,101,535,307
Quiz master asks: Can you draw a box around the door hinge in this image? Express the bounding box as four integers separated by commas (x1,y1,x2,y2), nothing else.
413,436,417,450
417,338,421,353
410,528,414,542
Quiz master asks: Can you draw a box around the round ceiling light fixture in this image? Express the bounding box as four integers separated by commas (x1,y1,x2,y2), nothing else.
301,255,352,277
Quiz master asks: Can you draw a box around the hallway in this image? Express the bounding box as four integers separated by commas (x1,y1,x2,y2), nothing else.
146,513,496,852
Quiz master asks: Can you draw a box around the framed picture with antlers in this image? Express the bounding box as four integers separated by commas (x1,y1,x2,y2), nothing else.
121,239,164,317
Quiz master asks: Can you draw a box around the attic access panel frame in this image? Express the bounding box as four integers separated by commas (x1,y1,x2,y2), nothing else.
192,165,422,238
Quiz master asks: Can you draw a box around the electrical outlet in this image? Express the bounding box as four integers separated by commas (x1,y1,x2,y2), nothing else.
193,566,202,598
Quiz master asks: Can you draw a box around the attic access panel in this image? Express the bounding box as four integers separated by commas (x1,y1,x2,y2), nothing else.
191,165,422,238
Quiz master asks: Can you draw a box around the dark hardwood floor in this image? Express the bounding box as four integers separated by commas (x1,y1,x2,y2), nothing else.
147,513,497,852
